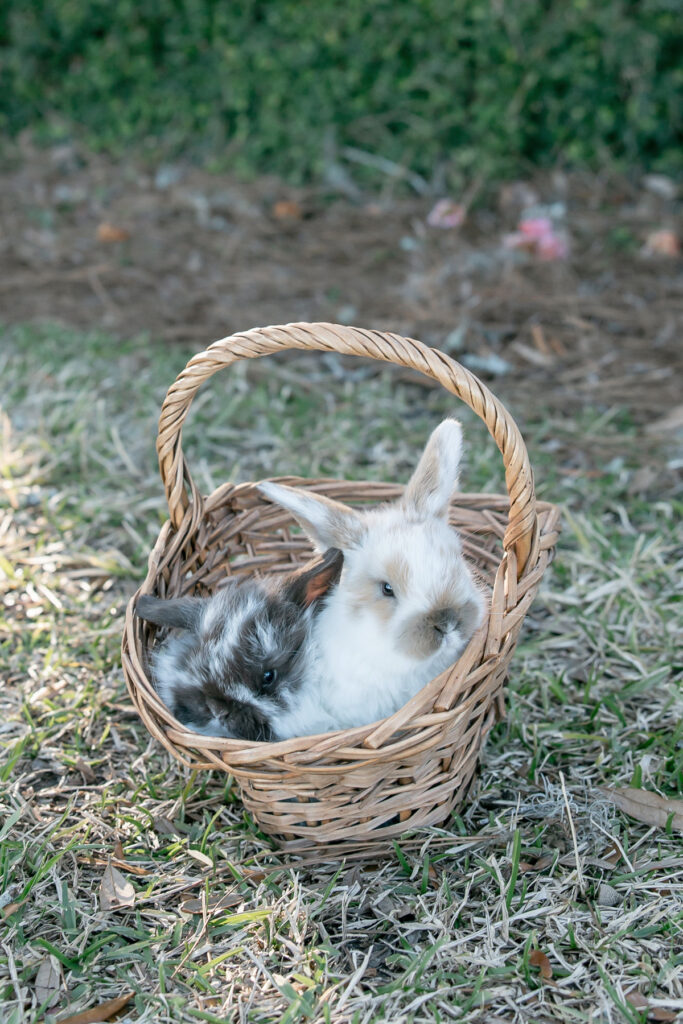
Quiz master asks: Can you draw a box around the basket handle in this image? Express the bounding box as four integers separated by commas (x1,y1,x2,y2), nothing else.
156,323,537,575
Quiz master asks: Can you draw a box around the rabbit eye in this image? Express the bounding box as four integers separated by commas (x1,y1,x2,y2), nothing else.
380,582,395,598
262,668,277,686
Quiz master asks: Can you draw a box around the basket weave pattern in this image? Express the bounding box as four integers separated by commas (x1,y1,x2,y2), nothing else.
122,323,559,851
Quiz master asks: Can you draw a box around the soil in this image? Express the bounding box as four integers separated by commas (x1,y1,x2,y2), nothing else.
1,142,681,436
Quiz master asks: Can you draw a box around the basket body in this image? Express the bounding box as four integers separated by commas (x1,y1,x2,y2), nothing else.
122,324,559,852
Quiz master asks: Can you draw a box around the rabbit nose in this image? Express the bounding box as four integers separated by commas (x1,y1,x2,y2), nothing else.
430,608,458,636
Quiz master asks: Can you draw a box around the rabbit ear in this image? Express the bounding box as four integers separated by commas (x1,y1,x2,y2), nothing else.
402,419,463,519
135,595,203,631
281,548,344,609
258,482,364,550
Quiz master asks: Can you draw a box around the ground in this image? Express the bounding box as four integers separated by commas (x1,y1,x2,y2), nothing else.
0,146,682,1023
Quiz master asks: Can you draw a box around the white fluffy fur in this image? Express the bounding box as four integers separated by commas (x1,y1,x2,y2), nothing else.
259,419,486,732
269,685,338,738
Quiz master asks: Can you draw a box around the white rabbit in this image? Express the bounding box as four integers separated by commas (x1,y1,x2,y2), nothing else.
258,419,486,731
135,549,343,741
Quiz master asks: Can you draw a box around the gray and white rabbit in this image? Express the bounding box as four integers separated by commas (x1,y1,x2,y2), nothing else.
258,419,486,731
135,548,343,741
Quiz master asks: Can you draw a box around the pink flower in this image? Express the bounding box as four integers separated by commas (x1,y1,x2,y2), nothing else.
427,199,466,229
504,216,569,260
519,217,554,240
536,230,569,261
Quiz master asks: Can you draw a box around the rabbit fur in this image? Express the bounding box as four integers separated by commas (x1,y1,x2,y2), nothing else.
135,548,343,741
258,419,486,730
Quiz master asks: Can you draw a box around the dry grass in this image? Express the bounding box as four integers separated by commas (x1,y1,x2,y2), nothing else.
1,325,681,1024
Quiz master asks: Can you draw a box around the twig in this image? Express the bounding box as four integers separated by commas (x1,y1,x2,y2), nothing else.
560,771,585,896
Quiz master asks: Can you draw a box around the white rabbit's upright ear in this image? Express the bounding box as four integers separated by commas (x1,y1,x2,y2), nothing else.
258,482,364,550
402,419,463,520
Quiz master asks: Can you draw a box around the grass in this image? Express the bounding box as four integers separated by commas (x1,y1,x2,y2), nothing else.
1,324,682,1023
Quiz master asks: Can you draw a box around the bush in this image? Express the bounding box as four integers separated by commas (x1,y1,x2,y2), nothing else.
1,0,681,185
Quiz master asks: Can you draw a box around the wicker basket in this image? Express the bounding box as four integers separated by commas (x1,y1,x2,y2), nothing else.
122,323,559,852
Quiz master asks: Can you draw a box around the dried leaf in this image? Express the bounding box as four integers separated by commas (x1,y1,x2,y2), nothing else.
72,758,96,783
520,854,554,873
625,991,678,1023
180,891,242,915
113,859,148,877
244,869,267,883
342,865,363,888
77,856,148,876
549,334,568,357
96,222,130,243
56,991,134,1024
529,949,553,979
112,839,125,862
272,200,302,221
153,815,181,837
534,854,556,871
651,1010,677,1022
1,900,23,919
187,849,214,869
99,859,135,910
35,955,62,1008
603,841,621,867
600,787,683,831
530,323,551,355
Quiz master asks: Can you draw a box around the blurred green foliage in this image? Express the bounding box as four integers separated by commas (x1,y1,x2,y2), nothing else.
1,0,681,184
